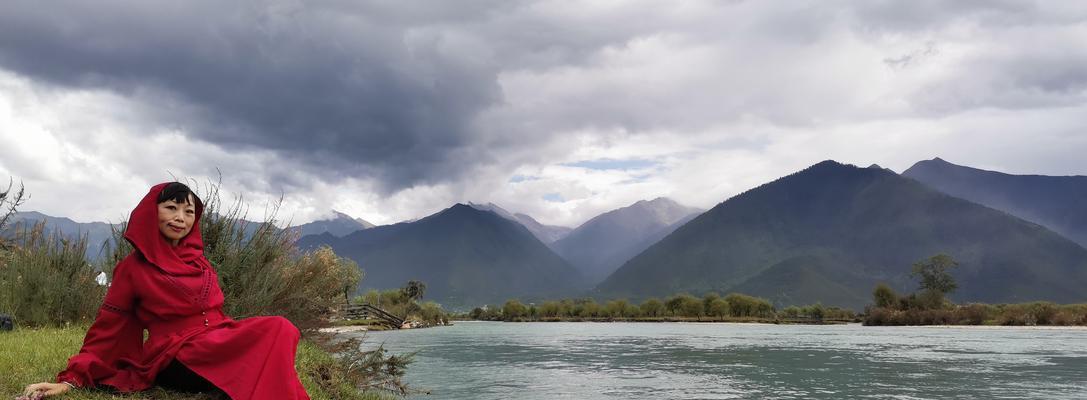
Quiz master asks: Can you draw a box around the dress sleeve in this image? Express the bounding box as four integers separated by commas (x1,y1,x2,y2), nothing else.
56,261,144,388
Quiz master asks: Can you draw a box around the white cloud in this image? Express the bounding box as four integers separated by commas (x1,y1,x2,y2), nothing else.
2,1,1087,229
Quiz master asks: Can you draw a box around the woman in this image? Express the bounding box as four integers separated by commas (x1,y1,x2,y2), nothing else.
23,182,310,399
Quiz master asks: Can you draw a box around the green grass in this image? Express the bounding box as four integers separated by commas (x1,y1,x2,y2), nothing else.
1,325,396,400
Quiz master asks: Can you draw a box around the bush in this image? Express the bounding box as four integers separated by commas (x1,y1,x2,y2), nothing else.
414,301,449,326
0,222,105,327
956,303,995,325
119,181,364,333
354,287,450,326
304,334,414,397
872,283,898,309
1051,304,1087,326
502,300,529,321
724,293,774,318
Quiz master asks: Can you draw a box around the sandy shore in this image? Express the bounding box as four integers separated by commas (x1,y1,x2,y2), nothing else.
318,325,370,333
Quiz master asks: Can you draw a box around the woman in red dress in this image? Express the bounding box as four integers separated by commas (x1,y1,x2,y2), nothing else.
23,182,311,399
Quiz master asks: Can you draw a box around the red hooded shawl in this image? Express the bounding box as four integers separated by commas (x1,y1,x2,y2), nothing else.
58,183,310,399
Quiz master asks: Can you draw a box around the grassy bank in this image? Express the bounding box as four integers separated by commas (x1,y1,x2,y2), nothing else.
1,325,395,400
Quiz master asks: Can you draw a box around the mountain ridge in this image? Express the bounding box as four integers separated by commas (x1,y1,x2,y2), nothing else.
298,203,584,307
553,197,703,284
903,157,1087,247
595,160,1087,309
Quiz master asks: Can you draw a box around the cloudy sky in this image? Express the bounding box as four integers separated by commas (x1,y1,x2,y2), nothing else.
1,0,1085,228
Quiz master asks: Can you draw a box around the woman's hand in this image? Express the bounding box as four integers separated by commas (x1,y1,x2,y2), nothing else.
20,382,71,399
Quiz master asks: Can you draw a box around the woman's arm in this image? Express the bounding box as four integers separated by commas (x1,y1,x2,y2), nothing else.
20,382,71,398
52,260,143,390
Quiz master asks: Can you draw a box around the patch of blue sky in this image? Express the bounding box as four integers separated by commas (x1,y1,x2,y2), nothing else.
563,158,659,171
542,193,565,202
508,174,539,183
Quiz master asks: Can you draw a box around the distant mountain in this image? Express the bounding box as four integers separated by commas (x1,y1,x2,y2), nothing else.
596,161,1087,310
298,204,583,307
292,210,374,237
512,213,572,243
552,198,703,284
903,158,1087,247
467,203,572,244
1,211,117,261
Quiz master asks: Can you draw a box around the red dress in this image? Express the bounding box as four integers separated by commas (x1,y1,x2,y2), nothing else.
57,183,310,400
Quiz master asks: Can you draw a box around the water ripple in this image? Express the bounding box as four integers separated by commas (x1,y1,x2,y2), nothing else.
359,322,1087,399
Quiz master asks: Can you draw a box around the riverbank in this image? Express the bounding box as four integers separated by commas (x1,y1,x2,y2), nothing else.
459,316,857,324
1,325,396,400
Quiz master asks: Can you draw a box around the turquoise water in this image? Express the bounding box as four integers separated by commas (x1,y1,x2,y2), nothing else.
359,321,1087,399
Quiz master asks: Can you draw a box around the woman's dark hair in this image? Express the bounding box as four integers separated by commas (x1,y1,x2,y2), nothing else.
157,182,203,209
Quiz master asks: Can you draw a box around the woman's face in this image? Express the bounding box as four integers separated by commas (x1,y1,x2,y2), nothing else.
157,195,196,246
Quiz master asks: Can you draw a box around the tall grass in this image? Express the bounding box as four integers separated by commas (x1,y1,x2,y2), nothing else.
0,221,104,327
194,181,361,332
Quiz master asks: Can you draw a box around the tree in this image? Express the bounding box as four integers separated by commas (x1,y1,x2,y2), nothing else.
912,254,958,295
706,298,730,319
539,301,562,318
872,283,898,309
604,299,632,318
640,298,664,317
665,294,693,316
502,300,529,321
576,299,601,318
679,295,704,318
0,178,27,249
805,303,826,320
702,293,720,316
400,280,427,301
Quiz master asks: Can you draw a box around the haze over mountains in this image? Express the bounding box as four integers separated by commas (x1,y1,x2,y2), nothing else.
1,211,117,261
466,203,572,245
291,210,375,237
903,158,1087,247
595,161,1087,309
552,198,703,283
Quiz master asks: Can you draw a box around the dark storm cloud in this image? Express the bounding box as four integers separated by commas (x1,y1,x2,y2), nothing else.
2,0,1086,198
0,1,521,191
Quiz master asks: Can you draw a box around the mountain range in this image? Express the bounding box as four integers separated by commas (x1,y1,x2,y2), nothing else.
8,158,1087,310
467,203,572,245
290,210,375,237
1,211,117,261
903,157,1087,247
595,161,1087,309
298,204,584,307
552,198,703,283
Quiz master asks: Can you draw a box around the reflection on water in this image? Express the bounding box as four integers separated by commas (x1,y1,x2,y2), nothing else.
358,322,1087,399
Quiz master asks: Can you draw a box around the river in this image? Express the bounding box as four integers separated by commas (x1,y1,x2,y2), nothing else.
357,321,1087,399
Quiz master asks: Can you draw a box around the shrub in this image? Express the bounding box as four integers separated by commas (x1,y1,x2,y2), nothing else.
0,222,105,327
1051,304,1087,326
724,293,774,318
872,283,898,309
956,303,995,325
639,298,664,317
